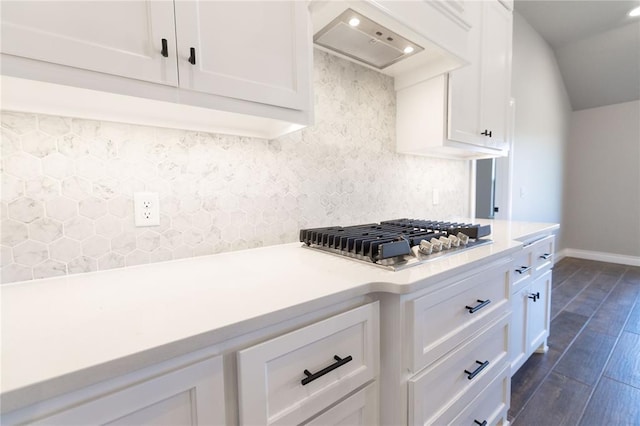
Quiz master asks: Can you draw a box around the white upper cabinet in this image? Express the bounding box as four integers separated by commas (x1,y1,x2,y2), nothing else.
0,1,312,139
448,0,513,151
396,0,513,159
175,1,310,110
0,1,178,85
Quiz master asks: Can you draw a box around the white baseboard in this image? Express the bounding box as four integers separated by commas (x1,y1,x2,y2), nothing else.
557,248,640,267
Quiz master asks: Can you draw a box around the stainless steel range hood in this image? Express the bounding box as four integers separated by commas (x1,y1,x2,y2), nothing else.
310,1,471,89
314,9,424,70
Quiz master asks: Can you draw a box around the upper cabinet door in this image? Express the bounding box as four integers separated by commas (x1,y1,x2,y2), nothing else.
0,1,178,86
447,0,512,151
479,2,513,150
174,1,311,110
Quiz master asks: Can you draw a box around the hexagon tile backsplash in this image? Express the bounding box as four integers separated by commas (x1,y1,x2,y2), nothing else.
0,50,470,284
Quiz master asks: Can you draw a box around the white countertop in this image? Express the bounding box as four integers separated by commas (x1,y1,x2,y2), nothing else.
0,219,558,413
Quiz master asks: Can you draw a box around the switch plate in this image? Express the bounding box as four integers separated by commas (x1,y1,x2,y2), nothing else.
432,189,439,205
134,192,159,227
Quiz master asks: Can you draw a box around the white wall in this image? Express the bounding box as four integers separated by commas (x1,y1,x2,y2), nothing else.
563,100,640,261
510,13,572,247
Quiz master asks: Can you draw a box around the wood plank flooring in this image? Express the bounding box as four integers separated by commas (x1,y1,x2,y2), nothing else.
509,257,640,426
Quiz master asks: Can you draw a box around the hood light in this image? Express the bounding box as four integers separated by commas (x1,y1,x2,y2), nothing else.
348,17,360,27
629,6,640,17
403,46,415,54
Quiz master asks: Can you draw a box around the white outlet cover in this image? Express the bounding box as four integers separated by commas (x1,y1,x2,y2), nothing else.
134,192,160,227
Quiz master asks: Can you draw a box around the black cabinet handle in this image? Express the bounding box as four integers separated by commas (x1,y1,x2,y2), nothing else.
529,291,540,302
474,421,487,426
465,299,491,314
301,355,352,385
188,47,196,65
481,129,492,137
540,253,552,260
464,360,489,380
161,38,168,57
515,265,531,274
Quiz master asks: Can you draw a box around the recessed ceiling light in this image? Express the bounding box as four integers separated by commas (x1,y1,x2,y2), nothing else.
629,5,640,17
348,17,360,27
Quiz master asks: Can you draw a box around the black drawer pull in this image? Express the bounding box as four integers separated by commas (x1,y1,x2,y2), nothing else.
539,253,552,260
301,355,353,386
474,421,487,426
188,47,196,65
464,360,489,380
161,38,168,57
515,265,531,274
529,291,540,302
465,299,491,314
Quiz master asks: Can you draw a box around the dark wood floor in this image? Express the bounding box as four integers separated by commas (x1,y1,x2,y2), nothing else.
509,257,640,426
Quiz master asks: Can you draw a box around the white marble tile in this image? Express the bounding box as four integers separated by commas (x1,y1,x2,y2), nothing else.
25,177,60,201
1,174,24,202
22,131,57,158
8,197,44,223
111,232,137,255
33,259,66,279
97,252,124,270
67,255,97,274
58,134,89,158
1,219,28,247
137,231,161,252
1,263,33,283
38,115,71,136
1,112,37,135
0,244,13,267
81,235,110,258
29,218,63,243
79,196,108,219
3,152,42,180
1,128,22,157
64,216,95,241
61,176,92,200
13,240,48,266
42,152,75,179
49,237,82,262
46,196,78,221
95,215,123,238
125,250,149,267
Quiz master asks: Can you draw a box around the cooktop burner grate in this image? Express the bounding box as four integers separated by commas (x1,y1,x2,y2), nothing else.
300,218,492,269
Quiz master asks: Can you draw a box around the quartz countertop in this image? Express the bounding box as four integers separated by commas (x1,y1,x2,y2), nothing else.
0,219,558,413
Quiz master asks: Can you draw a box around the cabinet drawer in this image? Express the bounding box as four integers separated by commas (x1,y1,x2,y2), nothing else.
237,302,379,426
437,364,511,426
407,261,510,371
511,248,534,292
409,314,510,424
409,314,509,425
3,355,226,426
532,235,555,277
304,383,377,426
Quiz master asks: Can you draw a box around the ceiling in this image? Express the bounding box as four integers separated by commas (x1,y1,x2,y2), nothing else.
514,0,640,110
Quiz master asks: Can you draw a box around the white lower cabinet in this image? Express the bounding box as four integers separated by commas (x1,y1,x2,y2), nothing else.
509,235,554,375
3,354,226,426
237,302,379,425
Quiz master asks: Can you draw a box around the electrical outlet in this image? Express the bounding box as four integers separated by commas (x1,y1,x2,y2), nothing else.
432,188,439,205
134,192,160,227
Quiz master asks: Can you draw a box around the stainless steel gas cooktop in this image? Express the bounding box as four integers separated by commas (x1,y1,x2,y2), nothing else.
299,218,492,271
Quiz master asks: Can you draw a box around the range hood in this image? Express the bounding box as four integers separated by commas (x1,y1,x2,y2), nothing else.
314,8,424,70
309,0,471,89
